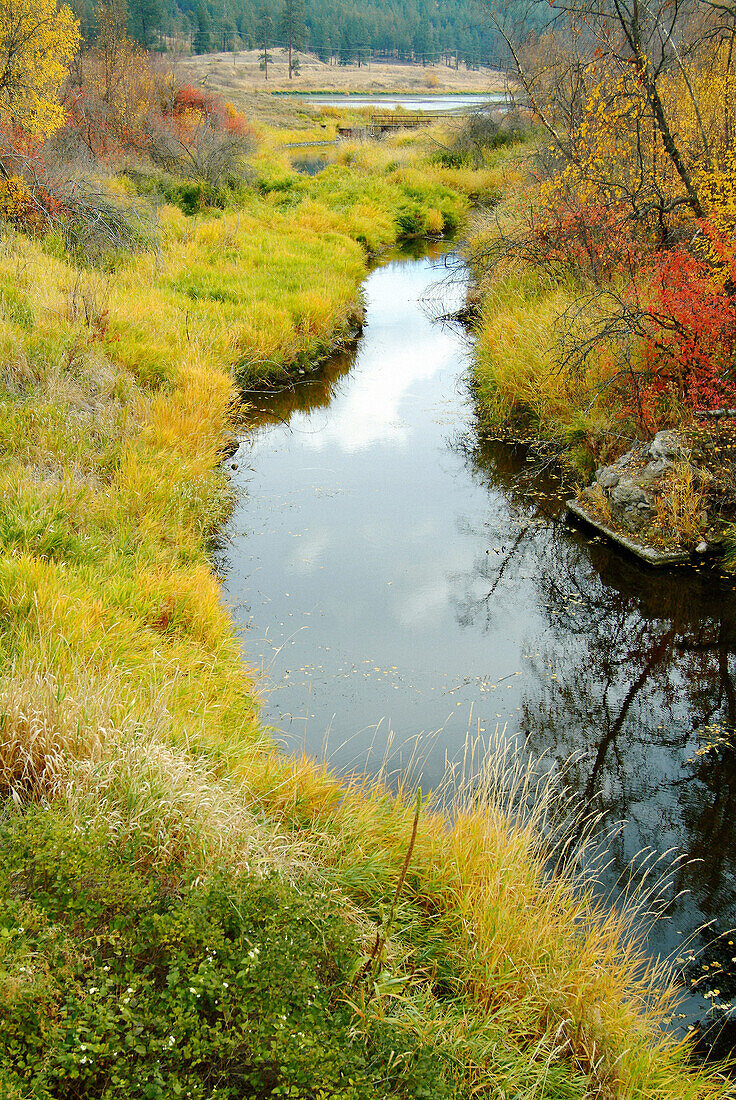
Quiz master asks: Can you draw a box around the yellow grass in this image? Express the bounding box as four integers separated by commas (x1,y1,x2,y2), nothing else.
473,272,596,428
653,462,711,548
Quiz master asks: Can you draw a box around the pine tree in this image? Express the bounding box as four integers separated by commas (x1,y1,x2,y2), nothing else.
192,1,211,53
258,5,272,77
278,0,304,79
127,0,161,48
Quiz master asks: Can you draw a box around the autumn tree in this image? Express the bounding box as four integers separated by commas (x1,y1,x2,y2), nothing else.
93,0,133,104
61,0,159,157
473,0,736,433
0,0,80,136
488,0,736,232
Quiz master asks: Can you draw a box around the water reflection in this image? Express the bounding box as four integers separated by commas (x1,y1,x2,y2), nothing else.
245,350,355,427
223,249,736,1049
461,432,736,1044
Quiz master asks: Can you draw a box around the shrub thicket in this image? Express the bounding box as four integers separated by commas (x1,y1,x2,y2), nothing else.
0,804,459,1100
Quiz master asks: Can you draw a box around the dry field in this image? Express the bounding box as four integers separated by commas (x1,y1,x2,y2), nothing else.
171,49,509,101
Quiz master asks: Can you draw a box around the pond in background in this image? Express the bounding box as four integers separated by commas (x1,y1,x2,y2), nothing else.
297,93,510,111
221,244,736,1053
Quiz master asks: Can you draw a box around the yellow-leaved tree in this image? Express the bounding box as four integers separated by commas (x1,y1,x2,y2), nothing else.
0,0,80,136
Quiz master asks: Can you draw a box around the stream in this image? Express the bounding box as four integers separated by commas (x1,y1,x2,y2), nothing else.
222,242,736,1052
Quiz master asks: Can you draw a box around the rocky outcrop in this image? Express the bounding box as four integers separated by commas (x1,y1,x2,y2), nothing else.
580,430,695,535
569,428,725,564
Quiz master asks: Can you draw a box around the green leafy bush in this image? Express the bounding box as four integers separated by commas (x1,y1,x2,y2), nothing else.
0,805,455,1099
396,204,425,237
125,170,248,216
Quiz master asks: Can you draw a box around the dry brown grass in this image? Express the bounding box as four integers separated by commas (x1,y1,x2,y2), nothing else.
0,664,128,802
582,480,614,525
172,50,508,100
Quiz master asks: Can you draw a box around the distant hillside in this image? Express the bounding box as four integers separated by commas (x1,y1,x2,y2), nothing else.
72,0,534,71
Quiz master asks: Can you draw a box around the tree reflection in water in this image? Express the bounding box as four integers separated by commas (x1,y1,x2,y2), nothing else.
457,430,736,1051
241,348,356,430
230,282,736,1052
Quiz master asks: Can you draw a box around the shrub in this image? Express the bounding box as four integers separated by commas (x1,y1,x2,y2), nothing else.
0,126,157,260
435,109,530,169
58,176,157,262
172,85,219,117
0,805,457,1100
0,175,47,230
145,87,255,191
396,203,425,237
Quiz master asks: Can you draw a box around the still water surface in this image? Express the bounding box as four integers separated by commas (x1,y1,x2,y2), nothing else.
223,245,736,1046
298,93,508,111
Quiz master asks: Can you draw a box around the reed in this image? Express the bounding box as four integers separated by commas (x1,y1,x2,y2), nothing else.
472,268,593,429
653,462,711,548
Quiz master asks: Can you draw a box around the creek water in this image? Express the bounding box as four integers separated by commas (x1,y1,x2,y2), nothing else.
222,242,736,1050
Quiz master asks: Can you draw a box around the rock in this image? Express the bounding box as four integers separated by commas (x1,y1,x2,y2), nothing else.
582,429,711,548
649,430,689,462
635,459,668,486
610,482,652,509
596,466,621,489
624,509,651,532
696,541,708,554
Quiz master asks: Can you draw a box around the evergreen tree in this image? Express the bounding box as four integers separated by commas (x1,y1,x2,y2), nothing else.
127,0,162,47
258,5,273,77
192,0,211,52
278,0,304,78
68,0,97,45
148,0,521,69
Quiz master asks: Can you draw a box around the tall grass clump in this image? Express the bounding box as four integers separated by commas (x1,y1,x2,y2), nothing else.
653,462,711,548
471,264,614,439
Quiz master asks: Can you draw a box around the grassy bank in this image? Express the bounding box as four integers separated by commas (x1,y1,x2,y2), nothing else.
0,114,729,1097
464,146,606,459
464,148,736,559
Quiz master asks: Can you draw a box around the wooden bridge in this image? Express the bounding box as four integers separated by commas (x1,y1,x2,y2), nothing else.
337,111,450,139
370,110,448,131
